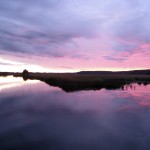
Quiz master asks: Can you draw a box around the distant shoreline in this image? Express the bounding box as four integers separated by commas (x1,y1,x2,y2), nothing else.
0,69,150,75
0,70,150,92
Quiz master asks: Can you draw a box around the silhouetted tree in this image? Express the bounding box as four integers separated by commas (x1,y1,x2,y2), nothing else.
22,69,29,75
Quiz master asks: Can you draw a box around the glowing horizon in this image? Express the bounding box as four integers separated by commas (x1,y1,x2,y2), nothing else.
0,56,150,73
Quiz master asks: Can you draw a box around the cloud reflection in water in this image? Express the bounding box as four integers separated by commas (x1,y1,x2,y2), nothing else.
0,77,150,150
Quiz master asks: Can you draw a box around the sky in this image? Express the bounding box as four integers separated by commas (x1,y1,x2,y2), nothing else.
0,0,150,72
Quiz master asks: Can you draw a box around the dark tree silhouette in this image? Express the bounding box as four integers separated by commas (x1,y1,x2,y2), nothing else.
22,69,29,75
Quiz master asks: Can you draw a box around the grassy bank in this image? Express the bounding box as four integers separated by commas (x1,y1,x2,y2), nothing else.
0,72,150,92
12,73,150,92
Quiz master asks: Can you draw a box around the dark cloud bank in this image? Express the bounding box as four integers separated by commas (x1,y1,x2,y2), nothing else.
0,0,150,61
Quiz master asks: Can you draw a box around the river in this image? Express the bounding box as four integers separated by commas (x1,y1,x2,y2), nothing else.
0,76,150,150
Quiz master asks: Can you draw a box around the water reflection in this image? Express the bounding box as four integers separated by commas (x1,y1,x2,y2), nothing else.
0,76,39,91
120,83,150,107
123,83,150,91
0,77,150,150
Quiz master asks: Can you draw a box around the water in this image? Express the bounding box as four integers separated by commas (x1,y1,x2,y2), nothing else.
0,76,150,150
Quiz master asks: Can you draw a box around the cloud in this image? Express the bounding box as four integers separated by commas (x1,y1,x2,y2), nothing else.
109,0,150,58
0,63,14,66
0,0,102,59
0,0,150,66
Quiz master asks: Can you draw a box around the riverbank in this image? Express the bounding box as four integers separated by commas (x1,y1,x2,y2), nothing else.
0,71,150,92
14,73,150,92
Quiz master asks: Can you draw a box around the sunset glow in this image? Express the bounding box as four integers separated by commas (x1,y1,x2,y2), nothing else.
0,0,150,72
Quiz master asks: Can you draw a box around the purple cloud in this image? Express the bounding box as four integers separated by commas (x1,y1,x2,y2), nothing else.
0,0,150,63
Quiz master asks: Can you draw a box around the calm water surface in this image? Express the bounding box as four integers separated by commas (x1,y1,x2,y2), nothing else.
0,76,150,150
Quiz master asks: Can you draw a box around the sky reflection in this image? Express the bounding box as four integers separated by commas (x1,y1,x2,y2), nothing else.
0,76,39,91
0,77,150,150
